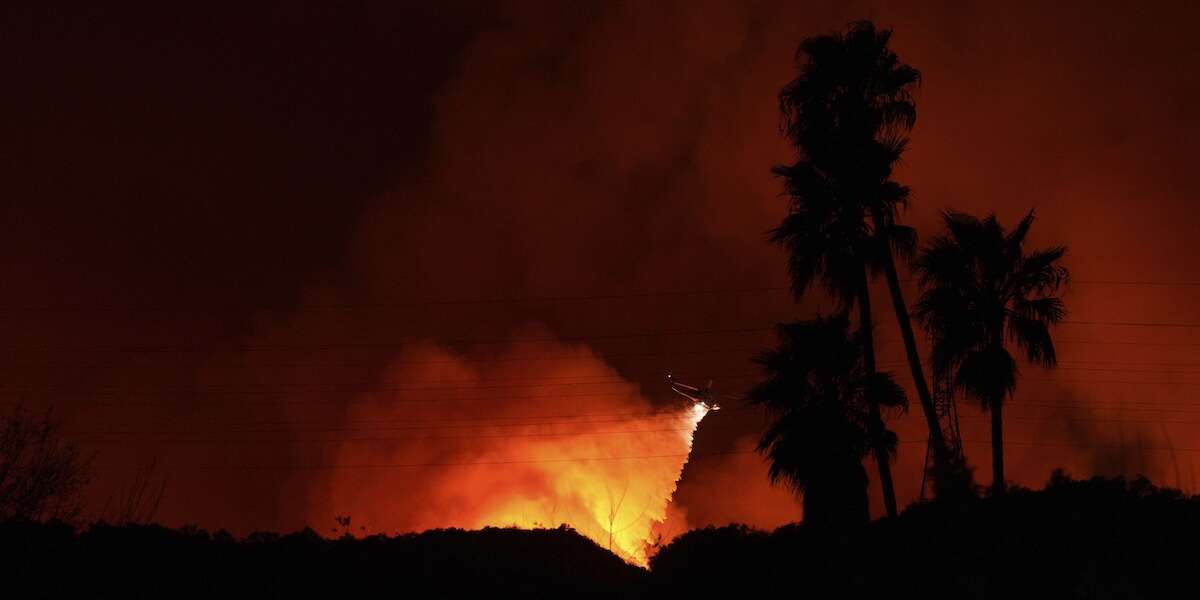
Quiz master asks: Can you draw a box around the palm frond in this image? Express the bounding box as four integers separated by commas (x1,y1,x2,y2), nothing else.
863,372,908,413
915,226,976,290
748,315,891,509
1016,246,1069,295
953,346,1017,409
1006,312,1058,368
1005,210,1036,250
917,209,1068,409
941,211,988,257
886,224,917,261
1010,295,1066,325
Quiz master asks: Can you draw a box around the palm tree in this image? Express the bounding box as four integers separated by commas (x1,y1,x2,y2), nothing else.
747,315,906,527
913,210,1068,496
774,20,958,508
770,160,911,518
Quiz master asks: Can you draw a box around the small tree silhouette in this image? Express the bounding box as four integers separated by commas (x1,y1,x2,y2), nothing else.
604,481,628,553
0,405,91,522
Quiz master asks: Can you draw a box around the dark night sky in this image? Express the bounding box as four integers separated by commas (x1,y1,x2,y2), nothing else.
5,1,1200,538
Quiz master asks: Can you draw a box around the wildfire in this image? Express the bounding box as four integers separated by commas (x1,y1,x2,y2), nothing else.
472,401,710,565
305,331,712,566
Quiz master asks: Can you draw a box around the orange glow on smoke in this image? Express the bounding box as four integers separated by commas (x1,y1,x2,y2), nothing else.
304,328,710,566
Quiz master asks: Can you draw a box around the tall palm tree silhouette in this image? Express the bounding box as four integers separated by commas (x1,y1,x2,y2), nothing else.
748,316,906,527
914,210,1068,496
773,20,959,509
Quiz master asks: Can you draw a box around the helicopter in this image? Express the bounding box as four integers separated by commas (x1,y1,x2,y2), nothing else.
666,372,721,411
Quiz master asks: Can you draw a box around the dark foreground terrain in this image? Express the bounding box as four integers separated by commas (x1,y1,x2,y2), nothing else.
2,474,1196,598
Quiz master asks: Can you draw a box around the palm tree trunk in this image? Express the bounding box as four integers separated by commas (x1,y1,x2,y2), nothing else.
858,268,898,518
871,213,955,489
991,394,1005,496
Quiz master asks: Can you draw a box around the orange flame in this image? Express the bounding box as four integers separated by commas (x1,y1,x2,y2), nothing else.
303,330,710,566
471,402,709,564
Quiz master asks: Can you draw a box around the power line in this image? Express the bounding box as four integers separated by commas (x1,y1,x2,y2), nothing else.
4,325,1200,356
70,412,1200,445
73,426,713,444
998,339,1200,347
1050,366,1200,375
1008,397,1200,408
1,358,1194,375
100,407,736,429
90,448,761,472
0,379,647,396
56,395,1200,438
66,410,725,435
960,439,1200,452
4,375,1200,411
1063,320,1200,329
1057,359,1200,368
1023,378,1200,387
8,372,1200,406
9,351,1200,374
0,390,658,408
1066,279,1200,288
1006,403,1200,415
0,325,776,354
0,371,759,395
89,433,1200,473
958,414,1200,425
1,278,1197,315
0,287,793,314
0,346,767,370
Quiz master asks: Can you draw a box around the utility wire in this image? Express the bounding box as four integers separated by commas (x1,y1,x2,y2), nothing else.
0,325,775,353
90,448,762,472
3,327,1200,355
89,434,1200,473
71,413,1200,445
0,277,1196,314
